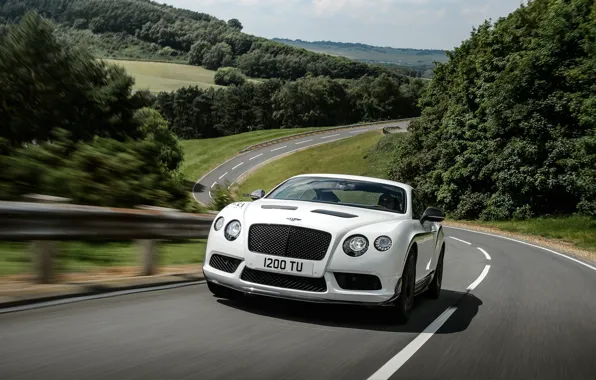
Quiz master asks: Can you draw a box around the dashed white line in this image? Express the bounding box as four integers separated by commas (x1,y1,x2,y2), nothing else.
366,307,458,380
349,130,363,134
449,236,472,245
211,182,217,189
249,153,263,160
478,247,491,261
232,162,244,170
295,139,313,145
218,172,228,180
321,134,341,139
271,146,287,152
467,265,491,290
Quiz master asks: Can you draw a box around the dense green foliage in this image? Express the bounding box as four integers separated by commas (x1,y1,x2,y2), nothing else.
386,0,596,220
0,0,405,81
155,74,423,139
0,13,192,210
273,38,448,78
214,67,246,86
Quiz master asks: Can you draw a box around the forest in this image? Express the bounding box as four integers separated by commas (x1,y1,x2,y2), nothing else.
384,0,596,220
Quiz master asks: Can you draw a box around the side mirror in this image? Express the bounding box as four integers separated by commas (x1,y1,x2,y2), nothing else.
420,207,445,224
250,189,265,201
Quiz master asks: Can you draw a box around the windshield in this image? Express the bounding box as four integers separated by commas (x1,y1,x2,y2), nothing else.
266,177,407,214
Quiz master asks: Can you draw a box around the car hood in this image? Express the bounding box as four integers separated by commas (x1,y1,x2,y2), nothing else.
240,199,407,235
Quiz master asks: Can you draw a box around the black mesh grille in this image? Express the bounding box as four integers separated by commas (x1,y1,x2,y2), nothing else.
248,224,332,261
209,254,242,273
241,268,327,293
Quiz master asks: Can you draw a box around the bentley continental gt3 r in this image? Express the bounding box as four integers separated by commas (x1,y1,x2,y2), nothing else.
203,174,446,322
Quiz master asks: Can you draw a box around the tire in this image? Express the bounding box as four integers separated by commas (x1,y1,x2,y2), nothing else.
426,246,445,300
392,253,416,324
207,281,243,300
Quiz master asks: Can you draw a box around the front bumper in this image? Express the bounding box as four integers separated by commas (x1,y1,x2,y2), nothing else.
203,255,402,307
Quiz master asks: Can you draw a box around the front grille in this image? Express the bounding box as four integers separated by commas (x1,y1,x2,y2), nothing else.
209,254,242,273
241,267,327,293
248,224,332,261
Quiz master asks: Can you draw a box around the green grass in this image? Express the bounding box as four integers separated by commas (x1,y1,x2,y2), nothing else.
236,131,393,199
0,240,206,277
104,59,224,92
463,217,596,252
180,127,333,182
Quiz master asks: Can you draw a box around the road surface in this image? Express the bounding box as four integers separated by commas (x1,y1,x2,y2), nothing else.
193,121,409,205
1,227,595,380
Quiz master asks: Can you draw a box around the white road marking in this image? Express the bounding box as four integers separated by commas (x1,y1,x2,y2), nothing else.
478,247,491,261
449,236,472,245
0,281,206,314
366,307,458,380
232,162,244,170
249,153,263,160
208,192,212,199
295,139,313,145
467,265,491,290
218,172,228,180
446,226,596,272
321,134,341,139
211,182,217,189
349,130,363,134
271,146,287,152
228,183,234,190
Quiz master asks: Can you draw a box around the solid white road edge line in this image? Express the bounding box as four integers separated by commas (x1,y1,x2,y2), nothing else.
446,226,596,272
211,182,217,189
467,265,491,291
478,247,492,261
232,162,244,170
0,281,206,314
249,153,263,160
218,172,228,180
321,134,341,139
271,146,287,152
295,139,313,145
366,307,458,380
349,130,363,134
449,236,472,245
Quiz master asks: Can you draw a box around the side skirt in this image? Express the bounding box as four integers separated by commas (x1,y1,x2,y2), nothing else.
414,271,435,296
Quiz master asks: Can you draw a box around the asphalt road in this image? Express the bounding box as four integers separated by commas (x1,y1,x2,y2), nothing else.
193,121,409,205
1,228,595,380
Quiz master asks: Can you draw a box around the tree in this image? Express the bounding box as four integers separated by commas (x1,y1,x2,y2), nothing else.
227,18,243,31
214,67,246,86
202,42,234,70
188,40,211,65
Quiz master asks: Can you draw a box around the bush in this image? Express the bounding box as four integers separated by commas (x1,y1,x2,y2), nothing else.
211,184,234,211
214,67,246,86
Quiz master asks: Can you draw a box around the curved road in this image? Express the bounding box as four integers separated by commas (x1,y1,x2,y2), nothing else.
193,121,409,205
1,228,595,380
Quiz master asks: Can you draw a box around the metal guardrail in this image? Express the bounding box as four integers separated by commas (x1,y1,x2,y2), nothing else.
383,126,403,134
0,199,216,283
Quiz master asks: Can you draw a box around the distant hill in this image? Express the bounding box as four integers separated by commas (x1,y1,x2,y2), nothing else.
273,38,448,78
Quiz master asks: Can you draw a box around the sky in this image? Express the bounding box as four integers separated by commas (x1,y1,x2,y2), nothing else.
163,0,526,50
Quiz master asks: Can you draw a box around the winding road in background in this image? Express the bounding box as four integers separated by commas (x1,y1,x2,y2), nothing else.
193,121,409,205
1,228,595,380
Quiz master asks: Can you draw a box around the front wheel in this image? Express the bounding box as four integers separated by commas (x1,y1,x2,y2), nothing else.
426,246,444,299
392,253,416,324
207,281,243,300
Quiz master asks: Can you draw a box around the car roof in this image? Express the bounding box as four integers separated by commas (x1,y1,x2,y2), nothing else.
290,173,413,192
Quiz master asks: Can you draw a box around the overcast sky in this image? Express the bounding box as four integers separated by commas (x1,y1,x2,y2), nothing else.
163,0,525,50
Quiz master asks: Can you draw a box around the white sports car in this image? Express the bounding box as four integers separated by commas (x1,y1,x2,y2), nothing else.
203,174,446,322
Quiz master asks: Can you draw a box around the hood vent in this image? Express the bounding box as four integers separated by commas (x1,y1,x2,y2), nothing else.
261,205,298,210
311,209,358,218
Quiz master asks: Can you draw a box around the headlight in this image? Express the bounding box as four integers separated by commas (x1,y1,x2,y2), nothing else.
224,220,242,241
374,236,392,251
343,235,369,257
214,217,225,231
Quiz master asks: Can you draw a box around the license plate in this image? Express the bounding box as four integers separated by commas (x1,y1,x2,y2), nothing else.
256,256,314,276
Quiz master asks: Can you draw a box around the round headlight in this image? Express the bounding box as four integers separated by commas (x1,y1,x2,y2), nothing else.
374,236,392,251
214,217,225,231
343,235,369,257
225,220,242,241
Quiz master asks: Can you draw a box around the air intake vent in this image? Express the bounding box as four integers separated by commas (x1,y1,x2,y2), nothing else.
261,205,298,210
209,254,243,273
241,268,327,292
311,209,358,218
248,224,332,261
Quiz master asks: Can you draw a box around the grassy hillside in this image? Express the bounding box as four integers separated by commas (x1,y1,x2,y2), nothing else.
273,38,448,77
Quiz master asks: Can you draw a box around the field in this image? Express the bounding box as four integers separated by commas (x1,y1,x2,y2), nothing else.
180,127,334,182
104,59,226,92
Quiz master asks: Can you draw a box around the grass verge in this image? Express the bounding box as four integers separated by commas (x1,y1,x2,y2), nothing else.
180,127,331,182
0,240,206,277
235,130,397,199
